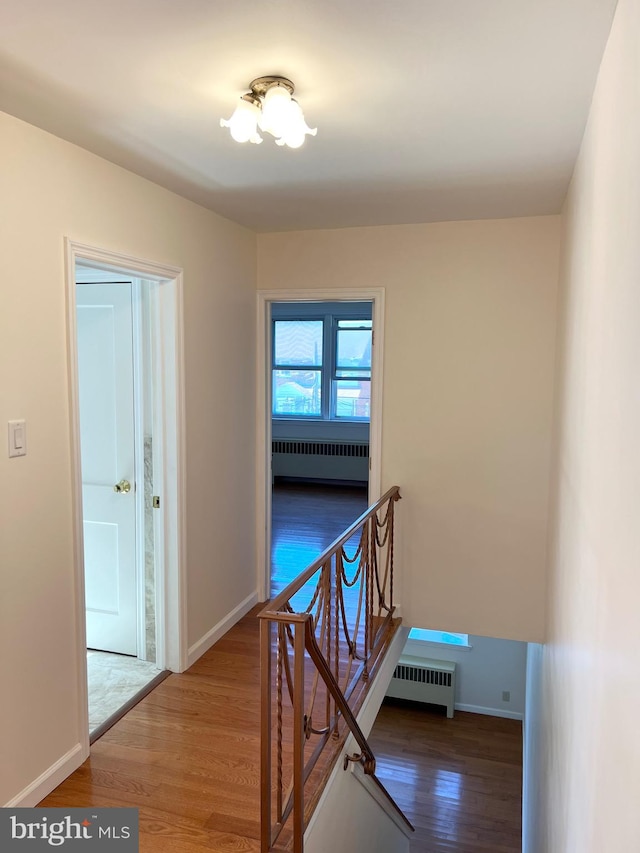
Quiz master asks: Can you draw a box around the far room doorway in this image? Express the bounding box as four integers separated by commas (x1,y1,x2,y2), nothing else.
262,295,384,599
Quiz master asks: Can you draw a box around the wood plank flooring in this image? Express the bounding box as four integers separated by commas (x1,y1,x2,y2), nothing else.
271,482,368,597
40,484,523,853
369,699,523,853
41,609,264,852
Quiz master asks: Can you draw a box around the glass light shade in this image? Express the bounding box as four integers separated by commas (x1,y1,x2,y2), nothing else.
275,129,306,148
220,98,261,144
259,84,297,138
274,100,318,148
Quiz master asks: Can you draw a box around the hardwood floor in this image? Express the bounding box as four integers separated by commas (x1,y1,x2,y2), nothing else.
41,610,264,852
271,482,368,596
369,699,523,853
40,485,523,853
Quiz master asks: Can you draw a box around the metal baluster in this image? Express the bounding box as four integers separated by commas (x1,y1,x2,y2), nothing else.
260,618,272,853
292,619,306,853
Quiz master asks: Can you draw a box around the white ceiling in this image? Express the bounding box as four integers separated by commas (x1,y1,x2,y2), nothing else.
0,0,617,232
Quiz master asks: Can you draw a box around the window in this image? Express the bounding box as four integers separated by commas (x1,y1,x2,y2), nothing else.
272,306,372,422
334,319,371,419
408,628,470,647
273,319,323,416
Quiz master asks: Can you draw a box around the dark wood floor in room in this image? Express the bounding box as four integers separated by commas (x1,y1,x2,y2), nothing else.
271,481,368,596
369,699,523,853
40,483,523,853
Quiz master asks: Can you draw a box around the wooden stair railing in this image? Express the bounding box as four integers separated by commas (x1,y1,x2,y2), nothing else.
258,486,414,852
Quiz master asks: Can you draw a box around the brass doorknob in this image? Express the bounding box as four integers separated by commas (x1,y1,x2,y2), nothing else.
113,479,132,494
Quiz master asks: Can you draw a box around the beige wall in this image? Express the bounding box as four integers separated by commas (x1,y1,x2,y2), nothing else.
258,215,560,642
536,0,640,850
0,112,256,805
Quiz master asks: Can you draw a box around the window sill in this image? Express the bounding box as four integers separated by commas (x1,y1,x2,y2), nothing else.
404,639,473,654
272,416,370,424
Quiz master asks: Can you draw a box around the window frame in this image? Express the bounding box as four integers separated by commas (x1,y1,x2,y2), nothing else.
331,317,372,420
272,318,324,418
271,304,372,423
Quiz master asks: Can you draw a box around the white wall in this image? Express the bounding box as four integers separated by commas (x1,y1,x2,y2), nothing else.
258,216,560,643
402,635,527,718
304,763,411,853
0,111,257,806
305,626,410,853
522,643,543,853
532,1,640,850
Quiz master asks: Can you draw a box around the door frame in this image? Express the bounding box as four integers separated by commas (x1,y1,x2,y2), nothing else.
256,287,385,602
131,278,148,660
65,239,187,753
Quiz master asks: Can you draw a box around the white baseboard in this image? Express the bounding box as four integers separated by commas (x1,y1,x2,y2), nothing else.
4,743,87,808
455,703,523,721
187,590,259,668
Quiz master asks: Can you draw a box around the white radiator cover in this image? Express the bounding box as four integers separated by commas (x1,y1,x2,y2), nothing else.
386,655,456,719
272,439,369,482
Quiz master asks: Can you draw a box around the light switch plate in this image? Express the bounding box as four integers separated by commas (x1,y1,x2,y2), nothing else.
8,420,27,457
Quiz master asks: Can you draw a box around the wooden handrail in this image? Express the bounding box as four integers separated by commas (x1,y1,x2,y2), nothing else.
303,619,414,833
258,486,412,851
261,485,400,617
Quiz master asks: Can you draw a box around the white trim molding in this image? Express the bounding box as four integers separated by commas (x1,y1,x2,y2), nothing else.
131,278,148,663
64,239,187,767
4,744,85,808
455,703,524,721
68,242,183,281
187,591,259,668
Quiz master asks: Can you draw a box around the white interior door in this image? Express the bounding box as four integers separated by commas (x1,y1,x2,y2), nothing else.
77,282,137,655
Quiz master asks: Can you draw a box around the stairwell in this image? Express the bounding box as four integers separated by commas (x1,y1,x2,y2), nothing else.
40,602,410,852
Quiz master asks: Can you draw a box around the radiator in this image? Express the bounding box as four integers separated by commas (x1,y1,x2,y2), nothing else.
272,439,369,482
386,655,456,718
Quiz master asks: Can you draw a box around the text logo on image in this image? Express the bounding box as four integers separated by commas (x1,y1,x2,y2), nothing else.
0,809,139,850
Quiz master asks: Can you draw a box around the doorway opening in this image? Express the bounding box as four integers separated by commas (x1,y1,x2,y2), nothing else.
256,289,385,602
66,242,186,750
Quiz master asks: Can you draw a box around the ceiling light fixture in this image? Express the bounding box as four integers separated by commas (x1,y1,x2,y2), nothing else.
220,76,317,149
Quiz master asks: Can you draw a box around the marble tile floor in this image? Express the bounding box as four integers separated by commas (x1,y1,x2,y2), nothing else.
87,650,160,736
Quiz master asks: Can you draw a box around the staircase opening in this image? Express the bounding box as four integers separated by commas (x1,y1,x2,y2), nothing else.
259,486,413,852
369,626,528,852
